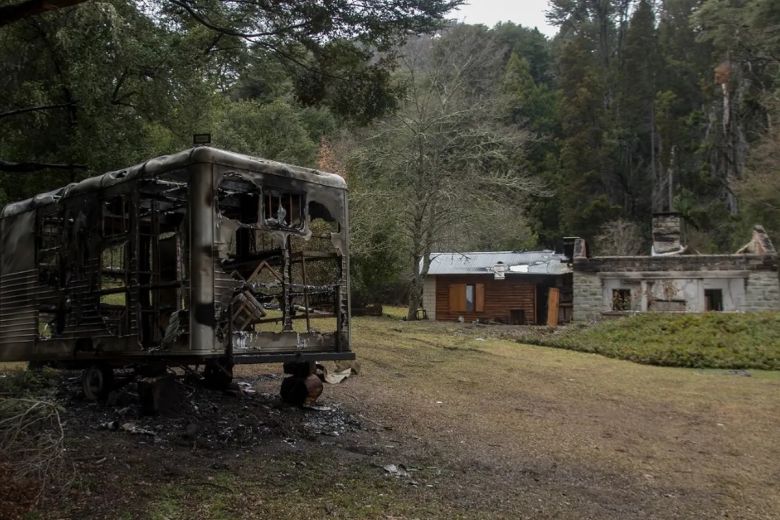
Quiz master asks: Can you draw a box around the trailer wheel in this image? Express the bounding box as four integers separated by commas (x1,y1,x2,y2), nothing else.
280,362,322,406
280,374,323,406
82,364,114,401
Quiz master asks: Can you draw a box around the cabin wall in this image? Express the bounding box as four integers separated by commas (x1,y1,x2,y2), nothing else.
434,275,536,324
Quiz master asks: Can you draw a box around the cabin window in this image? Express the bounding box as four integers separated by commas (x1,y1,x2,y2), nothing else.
449,283,485,313
705,289,723,311
612,289,632,311
465,285,475,312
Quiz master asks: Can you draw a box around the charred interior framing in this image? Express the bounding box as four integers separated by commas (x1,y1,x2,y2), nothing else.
0,147,353,368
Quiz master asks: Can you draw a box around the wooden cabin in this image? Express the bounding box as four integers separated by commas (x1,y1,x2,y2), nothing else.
421,251,572,325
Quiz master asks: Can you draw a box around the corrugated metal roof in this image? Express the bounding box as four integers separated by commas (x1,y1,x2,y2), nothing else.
424,251,571,276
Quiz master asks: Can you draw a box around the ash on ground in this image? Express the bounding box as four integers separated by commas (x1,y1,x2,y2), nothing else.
57,371,363,450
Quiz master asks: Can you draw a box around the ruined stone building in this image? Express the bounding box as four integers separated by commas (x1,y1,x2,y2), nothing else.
573,214,780,321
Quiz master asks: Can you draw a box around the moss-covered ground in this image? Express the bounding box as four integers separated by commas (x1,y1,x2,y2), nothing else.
509,312,780,369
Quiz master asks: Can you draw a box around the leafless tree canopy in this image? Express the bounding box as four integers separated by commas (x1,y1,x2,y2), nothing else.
594,218,645,255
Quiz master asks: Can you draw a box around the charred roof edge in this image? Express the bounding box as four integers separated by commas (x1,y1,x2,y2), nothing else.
0,147,346,218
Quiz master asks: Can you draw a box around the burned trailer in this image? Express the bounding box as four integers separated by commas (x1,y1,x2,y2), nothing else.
0,147,353,401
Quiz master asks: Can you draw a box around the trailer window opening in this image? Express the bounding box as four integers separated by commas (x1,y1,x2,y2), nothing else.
263,191,303,230
37,212,63,286
217,176,260,224
103,196,129,236
100,242,127,307
136,182,188,347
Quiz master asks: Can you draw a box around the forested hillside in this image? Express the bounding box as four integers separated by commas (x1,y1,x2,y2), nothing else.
1,0,777,310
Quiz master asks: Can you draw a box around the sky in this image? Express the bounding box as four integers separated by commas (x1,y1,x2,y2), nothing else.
453,0,557,37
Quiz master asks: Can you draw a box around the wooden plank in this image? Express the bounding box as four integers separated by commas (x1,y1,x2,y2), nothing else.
547,287,560,327
449,283,466,313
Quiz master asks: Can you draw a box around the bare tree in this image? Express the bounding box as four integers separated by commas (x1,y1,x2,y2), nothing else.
352,32,547,320
594,218,645,255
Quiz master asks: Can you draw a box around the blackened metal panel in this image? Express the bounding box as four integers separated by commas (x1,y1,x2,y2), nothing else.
1,211,36,274
340,190,352,351
0,211,38,358
0,270,38,349
189,161,216,353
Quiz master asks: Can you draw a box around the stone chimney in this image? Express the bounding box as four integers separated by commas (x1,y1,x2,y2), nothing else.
651,213,685,256
572,237,588,259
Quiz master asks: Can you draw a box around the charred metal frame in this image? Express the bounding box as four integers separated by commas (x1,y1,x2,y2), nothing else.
0,147,353,368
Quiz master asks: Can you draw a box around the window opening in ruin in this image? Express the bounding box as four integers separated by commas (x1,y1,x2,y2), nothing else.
612,289,632,311
705,289,723,312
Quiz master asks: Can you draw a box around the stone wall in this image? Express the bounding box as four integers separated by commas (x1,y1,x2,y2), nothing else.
422,276,436,320
744,270,780,312
574,254,777,273
573,272,601,322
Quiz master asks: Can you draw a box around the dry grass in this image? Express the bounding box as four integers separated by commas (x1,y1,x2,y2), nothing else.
4,314,779,518
326,314,780,518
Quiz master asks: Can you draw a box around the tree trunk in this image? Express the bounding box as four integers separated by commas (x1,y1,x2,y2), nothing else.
406,253,423,321
406,247,435,321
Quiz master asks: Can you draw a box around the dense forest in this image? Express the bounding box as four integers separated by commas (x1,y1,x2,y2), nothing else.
1,0,778,313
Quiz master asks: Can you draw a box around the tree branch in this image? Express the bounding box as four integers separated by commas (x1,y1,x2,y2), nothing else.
167,0,309,40
0,160,87,173
0,0,88,28
0,103,74,121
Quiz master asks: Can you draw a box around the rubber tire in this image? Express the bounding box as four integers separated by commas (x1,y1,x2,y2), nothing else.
82,364,114,401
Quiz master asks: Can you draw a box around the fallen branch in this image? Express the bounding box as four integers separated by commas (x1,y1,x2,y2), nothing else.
0,398,71,504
